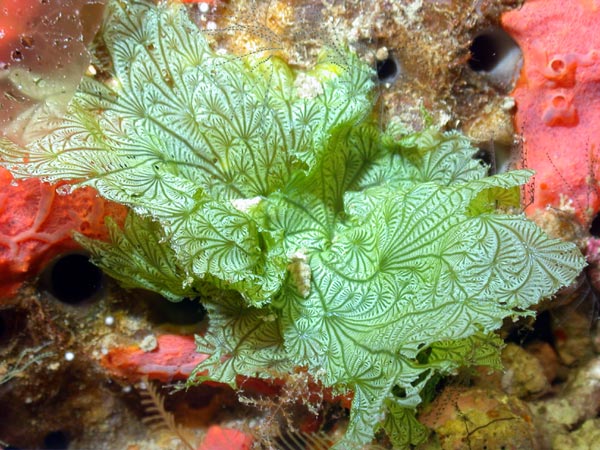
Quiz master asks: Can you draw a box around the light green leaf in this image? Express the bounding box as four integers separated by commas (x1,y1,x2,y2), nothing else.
426,332,504,372
75,213,195,301
190,292,290,386
0,0,374,306
0,0,586,448
270,176,584,448
381,400,430,448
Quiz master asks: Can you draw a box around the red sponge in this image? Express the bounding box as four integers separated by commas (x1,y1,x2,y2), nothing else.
0,167,127,299
502,0,600,225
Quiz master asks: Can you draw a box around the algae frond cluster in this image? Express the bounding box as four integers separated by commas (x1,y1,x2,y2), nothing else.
0,0,585,447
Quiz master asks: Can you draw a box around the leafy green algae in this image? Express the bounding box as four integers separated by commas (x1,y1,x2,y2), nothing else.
0,0,585,447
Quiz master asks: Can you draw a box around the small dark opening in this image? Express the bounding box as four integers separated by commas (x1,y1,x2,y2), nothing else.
392,385,407,398
10,50,23,62
376,56,399,83
469,33,500,72
44,253,103,304
0,313,6,342
473,147,494,173
473,140,513,176
469,29,518,73
506,310,554,346
147,296,207,325
590,212,600,237
43,430,70,450
0,308,26,347
184,384,223,410
320,403,347,432
416,346,432,364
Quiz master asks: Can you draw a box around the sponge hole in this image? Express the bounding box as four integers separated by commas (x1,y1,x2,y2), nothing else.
589,212,600,237
376,55,400,84
43,430,69,450
470,32,502,72
40,253,104,304
469,28,522,89
473,147,495,173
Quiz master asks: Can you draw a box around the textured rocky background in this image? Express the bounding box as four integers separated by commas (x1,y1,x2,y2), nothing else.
1,1,599,449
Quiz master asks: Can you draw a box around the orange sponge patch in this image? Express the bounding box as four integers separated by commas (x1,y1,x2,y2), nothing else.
502,0,600,224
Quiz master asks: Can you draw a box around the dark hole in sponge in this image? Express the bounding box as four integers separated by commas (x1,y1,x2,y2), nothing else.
469,29,518,73
43,253,103,304
469,33,501,72
376,56,399,83
589,212,600,237
43,430,70,450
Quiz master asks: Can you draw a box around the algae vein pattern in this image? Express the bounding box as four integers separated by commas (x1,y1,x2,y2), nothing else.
0,0,585,448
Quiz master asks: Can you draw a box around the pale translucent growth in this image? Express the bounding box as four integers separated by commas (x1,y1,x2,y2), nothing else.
230,196,262,213
182,276,195,289
86,65,97,76
287,250,311,298
0,0,105,144
140,335,158,352
294,73,324,99
375,46,389,61
55,184,73,196
502,96,516,110
557,194,577,214
259,313,278,322
105,77,121,91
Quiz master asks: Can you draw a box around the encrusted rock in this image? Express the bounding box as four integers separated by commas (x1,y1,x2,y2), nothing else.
501,343,550,398
419,386,540,450
552,418,600,450
530,357,600,448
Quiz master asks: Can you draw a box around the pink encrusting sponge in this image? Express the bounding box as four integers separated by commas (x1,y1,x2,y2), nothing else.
502,0,600,225
0,167,127,299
